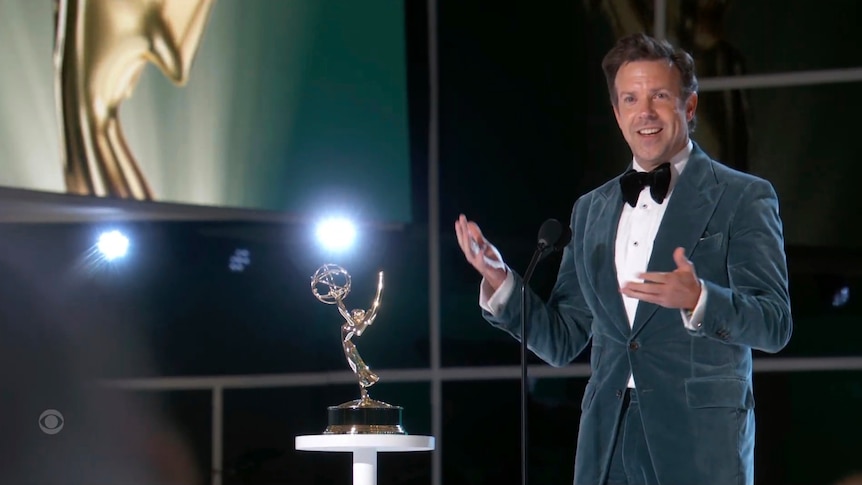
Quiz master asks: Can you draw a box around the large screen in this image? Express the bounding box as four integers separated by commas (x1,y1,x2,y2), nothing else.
0,0,411,224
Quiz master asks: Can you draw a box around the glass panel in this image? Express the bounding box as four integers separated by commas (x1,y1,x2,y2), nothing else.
438,1,624,367
683,0,862,76
90,389,212,484
660,83,862,248
752,371,862,485
443,380,523,484
442,378,587,484
582,1,862,76
766,270,862,358
224,383,431,485
138,390,214,485
0,378,211,483
0,219,429,377
735,83,862,249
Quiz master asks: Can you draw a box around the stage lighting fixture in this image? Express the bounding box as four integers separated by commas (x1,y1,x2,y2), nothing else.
229,248,251,272
315,217,357,252
97,230,129,261
832,286,850,308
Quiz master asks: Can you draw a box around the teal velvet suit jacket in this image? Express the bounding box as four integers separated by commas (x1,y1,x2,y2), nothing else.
484,144,792,485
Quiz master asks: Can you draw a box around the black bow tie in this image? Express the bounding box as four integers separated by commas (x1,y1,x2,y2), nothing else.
619,162,671,207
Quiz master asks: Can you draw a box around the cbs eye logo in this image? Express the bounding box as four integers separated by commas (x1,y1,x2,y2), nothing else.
39,409,64,435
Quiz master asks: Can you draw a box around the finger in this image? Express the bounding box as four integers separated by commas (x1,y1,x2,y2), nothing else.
673,247,693,270
454,217,470,251
455,218,479,259
454,216,469,246
637,272,669,284
620,286,661,304
455,216,474,244
457,218,495,269
621,281,663,296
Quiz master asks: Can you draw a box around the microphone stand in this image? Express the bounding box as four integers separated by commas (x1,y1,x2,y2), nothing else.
518,218,570,485
520,242,549,485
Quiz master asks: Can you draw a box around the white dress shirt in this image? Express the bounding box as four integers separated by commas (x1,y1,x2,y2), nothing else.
480,140,707,389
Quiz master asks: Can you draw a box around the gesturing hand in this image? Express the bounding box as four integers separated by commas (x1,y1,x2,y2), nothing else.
620,247,702,310
454,214,508,291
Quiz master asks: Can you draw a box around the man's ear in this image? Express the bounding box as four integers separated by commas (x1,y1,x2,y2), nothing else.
685,92,698,123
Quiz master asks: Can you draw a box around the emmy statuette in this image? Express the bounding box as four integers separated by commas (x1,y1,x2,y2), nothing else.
310,264,405,435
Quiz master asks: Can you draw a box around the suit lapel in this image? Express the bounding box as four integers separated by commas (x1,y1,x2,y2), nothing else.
631,145,726,335
586,179,631,337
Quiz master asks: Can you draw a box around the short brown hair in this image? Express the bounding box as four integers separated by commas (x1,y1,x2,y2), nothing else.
601,33,698,131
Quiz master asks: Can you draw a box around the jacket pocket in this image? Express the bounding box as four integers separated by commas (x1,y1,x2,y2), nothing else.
691,232,723,256
685,376,754,410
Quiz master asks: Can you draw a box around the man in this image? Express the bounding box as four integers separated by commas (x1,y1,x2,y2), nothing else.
455,33,791,485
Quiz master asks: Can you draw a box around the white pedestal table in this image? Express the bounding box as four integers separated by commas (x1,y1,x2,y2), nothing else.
295,434,435,485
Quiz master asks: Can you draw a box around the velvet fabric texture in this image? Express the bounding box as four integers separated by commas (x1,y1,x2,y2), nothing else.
483,143,792,485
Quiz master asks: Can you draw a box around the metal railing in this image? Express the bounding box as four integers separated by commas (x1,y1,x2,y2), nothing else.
101,356,862,485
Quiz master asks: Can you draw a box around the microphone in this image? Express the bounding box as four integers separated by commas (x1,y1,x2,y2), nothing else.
523,218,568,297
536,218,563,250
520,218,569,485
538,222,572,262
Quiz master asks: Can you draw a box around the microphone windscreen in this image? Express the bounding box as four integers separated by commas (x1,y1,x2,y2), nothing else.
536,218,562,249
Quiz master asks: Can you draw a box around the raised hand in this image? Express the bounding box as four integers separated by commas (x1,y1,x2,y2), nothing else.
454,214,508,291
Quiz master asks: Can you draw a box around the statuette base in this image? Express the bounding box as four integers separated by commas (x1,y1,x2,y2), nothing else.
324,396,405,435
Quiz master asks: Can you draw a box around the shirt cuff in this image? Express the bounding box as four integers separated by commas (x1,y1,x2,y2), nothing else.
479,269,515,316
681,278,707,330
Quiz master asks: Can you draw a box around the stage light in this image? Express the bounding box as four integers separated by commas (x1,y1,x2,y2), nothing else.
315,217,357,252
97,230,129,261
229,248,251,272
832,286,850,307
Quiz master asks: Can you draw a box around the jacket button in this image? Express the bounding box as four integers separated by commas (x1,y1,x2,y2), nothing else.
616,389,623,398
629,341,639,351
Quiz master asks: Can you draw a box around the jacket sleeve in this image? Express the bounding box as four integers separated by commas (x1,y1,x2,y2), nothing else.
482,203,594,367
689,179,793,353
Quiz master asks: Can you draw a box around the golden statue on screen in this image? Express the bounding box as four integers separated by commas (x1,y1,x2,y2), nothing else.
53,0,216,200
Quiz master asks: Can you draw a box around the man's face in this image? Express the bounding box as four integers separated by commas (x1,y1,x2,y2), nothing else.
612,60,697,170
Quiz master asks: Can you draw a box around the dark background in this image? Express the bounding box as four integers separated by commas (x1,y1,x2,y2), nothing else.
1,1,860,485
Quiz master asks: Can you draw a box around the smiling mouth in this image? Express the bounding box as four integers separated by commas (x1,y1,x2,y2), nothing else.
637,128,662,136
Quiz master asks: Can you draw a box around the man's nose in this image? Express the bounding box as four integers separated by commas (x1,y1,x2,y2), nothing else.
638,99,658,118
